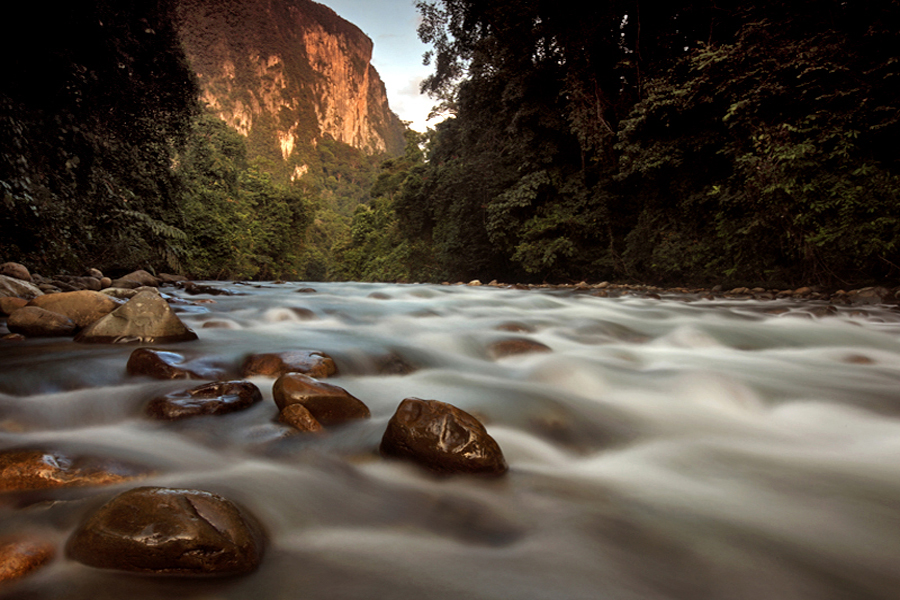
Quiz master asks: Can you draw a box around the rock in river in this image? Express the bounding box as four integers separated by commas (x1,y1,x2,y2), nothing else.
27,290,120,328
0,449,149,492
6,307,77,337
0,534,56,583
380,398,508,477
241,350,337,378
0,275,43,300
272,373,370,426
66,486,265,576
126,348,226,380
146,381,263,420
74,291,197,343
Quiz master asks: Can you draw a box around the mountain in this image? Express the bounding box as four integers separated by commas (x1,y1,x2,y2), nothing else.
174,0,406,181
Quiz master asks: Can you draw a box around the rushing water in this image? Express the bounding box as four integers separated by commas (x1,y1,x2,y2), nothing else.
3,282,900,600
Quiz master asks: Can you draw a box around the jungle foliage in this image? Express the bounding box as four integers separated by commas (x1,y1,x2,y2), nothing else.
340,0,900,287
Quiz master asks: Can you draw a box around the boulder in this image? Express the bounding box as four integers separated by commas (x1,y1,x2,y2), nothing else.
487,338,552,359
157,273,188,284
272,373,370,426
109,269,160,289
241,350,337,379
380,398,508,477
848,286,895,305
0,297,28,316
7,307,77,337
146,381,262,420
74,291,197,343
126,348,226,380
278,404,324,433
0,262,31,282
27,290,120,328
0,535,56,583
0,274,43,300
88,268,104,279
0,449,149,492
66,486,265,576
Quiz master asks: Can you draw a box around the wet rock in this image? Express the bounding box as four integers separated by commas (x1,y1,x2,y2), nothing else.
146,381,262,420
278,404,324,433
126,348,226,380
27,290,120,328
848,286,895,305
181,282,234,296
372,352,418,375
157,273,188,285
272,373,370,426
0,297,28,316
66,486,265,576
99,276,112,289
495,321,535,333
241,350,337,378
7,307,77,337
380,398,508,477
289,307,318,320
110,269,160,289
88,268,104,279
0,274,43,300
0,262,31,282
295,287,317,293
467,280,482,286
1,333,26,342
368,292,390,299
487,338,552,359
0,449,149,492
0,535,56,583
75,291,198,343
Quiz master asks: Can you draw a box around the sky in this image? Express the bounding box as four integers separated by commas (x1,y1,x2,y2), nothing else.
318,0,439,132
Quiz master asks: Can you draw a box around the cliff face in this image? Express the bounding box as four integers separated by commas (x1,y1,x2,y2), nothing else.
174,0,405,176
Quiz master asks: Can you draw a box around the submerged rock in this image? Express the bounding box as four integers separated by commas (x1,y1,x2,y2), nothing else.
126,348,226,380
74,291,197,343
487,338,552,359
66,486,265,576
27,290,120,328
241,350,337,378
380,398,508,477
146,381,262,420
0,535,56,583
272,373,370,426
0,449,149,492
6,307,77,337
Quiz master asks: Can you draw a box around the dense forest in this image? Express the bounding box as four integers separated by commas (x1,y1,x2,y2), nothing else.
2,0,899,287
347,0,900,287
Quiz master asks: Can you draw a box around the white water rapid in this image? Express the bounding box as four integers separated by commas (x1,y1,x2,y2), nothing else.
2,282,900,599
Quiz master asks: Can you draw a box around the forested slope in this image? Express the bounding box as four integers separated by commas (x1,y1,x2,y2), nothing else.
345,0,900,287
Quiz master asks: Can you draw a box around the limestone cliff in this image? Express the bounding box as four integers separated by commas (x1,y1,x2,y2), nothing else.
174,0,405,178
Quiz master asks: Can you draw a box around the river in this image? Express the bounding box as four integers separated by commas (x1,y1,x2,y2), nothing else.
2,282,900,599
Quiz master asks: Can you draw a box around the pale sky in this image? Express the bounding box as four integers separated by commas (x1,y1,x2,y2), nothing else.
318,0,438,132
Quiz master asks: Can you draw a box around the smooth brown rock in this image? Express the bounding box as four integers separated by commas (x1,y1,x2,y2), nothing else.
0,297,28,316
66,486,265,576
109,269,160,289
241,350,337,378
28,290,120,328
272,373,370,426
7,307,77,337
380,398,508,477
146,381,262,420
487,338,552,359
126,348,226,380
0,535,55,583
278,404,324,433
74,291,197,343
0,262,31,282
1,333,27,342
0,274,43,300
0,449,149,492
